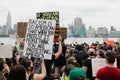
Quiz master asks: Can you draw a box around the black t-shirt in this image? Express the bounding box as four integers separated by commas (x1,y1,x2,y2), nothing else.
75,51,88,67
54,45,67,67
43,54,55,80
83,58,93,79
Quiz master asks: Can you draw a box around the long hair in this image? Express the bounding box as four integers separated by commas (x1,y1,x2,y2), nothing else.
20,58,31,71
9,65,26,80
0,58,4,71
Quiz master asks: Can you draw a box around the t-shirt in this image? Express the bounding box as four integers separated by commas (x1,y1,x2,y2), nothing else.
65,76,70,80
83,58,92,79
75,51,88,67
83,58,95,80
96,66,120,80
54,45,67,67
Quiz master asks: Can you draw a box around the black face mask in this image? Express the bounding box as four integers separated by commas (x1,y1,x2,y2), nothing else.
29,66,33,72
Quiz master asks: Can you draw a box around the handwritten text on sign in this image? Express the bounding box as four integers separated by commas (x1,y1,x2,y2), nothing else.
24,19,55,59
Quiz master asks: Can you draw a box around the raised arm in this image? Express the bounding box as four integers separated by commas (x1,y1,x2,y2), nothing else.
54,35,62,60
34,57,46,80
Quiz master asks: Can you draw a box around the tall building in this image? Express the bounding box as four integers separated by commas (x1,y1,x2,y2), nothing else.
109,26,120,37
6,11,11,35
13,24,17,34
68,22,74,37
86,26,96,37
74,17,82,28
97,27,108,37
73,17,86,37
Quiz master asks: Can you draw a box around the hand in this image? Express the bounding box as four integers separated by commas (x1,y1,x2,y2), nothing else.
3,64,10,73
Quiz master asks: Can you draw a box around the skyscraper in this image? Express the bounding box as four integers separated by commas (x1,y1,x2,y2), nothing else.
73,17,86,37
6,11,11,35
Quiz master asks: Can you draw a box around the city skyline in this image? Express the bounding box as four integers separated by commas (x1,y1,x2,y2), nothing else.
0,0,120,31
68,17,120,38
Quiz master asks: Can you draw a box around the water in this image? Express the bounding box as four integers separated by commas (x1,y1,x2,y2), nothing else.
0,37,118,46
65,37,118,45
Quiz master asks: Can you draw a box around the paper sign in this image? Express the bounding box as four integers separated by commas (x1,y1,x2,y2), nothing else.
0,45,12,58
92,58,117,77
24,19,55,59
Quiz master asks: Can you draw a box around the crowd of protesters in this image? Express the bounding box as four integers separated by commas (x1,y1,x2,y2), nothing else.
1,37,120,80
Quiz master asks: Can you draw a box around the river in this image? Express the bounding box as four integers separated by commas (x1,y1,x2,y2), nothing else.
0,37,119,46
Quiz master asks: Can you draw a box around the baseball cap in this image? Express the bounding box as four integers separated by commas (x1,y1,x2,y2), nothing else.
87,48,95,56
105,51,115,58
69,67,86,80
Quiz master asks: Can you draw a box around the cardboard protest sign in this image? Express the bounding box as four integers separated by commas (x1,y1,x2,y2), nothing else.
106,40,114,47
0,44,12,58
17,22,27,38
24,19,55,60
36,11,59,24
60,27,67,39
92,58,117,77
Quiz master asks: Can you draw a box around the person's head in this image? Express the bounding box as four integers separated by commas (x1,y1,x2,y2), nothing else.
76,45,83,51
20,58,33,72
64,64,75,76
97,50,105,58
0,58,5,71
66,57,80,67
9,65,26,80
115,42,119,47
105,51,115,64
87,48,95,57
69,67,86,80
107,45,113,51
19,41,24,49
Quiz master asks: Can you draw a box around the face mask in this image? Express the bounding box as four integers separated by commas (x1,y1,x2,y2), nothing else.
29,66,33,72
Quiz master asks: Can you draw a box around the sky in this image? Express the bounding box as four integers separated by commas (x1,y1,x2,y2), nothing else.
0,0,120,31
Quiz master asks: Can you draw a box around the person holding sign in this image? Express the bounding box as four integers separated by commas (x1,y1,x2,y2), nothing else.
20,56,46,80
96,51,120,80
43,35,62,80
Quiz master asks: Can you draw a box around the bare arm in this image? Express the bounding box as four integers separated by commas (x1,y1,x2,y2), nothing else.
95,78,101,80
34,57,46,80
15,55,20,64
54,36,62,60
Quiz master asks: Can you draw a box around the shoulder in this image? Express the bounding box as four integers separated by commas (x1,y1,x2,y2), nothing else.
114,68,120,73
97,66,108,75
98,66,107,71
84,58,91,63
96,67,106,78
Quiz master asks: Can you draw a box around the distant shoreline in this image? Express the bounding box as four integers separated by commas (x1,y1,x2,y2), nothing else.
0,37,119,46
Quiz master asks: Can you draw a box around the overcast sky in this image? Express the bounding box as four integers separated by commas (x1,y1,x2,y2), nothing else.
0,0,120,31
